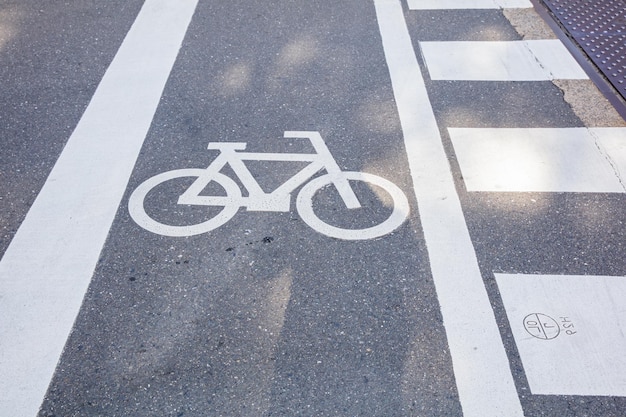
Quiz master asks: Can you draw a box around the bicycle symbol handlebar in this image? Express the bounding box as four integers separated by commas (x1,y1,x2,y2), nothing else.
128,131,409,240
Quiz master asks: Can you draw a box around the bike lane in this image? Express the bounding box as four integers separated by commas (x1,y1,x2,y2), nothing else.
2,1,624,416
33,1,460,416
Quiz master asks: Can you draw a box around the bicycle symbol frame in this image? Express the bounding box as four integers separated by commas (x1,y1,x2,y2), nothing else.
128,131,409,240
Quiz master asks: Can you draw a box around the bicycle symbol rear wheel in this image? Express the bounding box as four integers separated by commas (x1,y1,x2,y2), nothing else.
128,169,241,237
296,171,409,240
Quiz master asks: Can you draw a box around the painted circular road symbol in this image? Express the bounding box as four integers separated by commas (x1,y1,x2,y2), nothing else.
523,313,561,340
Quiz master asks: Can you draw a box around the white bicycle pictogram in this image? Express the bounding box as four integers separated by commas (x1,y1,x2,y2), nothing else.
128,131,409,240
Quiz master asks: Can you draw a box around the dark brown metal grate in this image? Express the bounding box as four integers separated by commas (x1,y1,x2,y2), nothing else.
541,0,626,100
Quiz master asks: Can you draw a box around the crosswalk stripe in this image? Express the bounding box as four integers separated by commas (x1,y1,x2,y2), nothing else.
0,1,198,415
374,1,524,415
408,0,532,9
409,0,626,410
449,128,626,193
421,40,588,81
495,273,626,396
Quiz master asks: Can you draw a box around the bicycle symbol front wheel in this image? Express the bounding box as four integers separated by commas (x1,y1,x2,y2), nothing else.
128,169,241,237
296,171,409,240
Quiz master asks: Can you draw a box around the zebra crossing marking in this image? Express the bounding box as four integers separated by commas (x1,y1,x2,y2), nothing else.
410,0,626,411
449,128,626,193
496,273,626,396
420,40,588,81
374,1,524,415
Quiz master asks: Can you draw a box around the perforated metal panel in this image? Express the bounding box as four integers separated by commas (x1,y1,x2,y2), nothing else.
541,0,626,101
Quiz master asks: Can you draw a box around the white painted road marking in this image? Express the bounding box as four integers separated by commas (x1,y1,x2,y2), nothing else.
496,273,626,396
374,0,524,416
408,0,532,9
0,0,198,415
421,40,588,81
450,128,626,193
128,131,410,240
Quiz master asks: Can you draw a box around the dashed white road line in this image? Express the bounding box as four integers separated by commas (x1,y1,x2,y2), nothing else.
420,40,588,81
0,0,198,415
374,0,524,416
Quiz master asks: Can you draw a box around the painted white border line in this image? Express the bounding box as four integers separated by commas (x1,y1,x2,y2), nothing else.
408,0,532,9
421,40,588,81
0,0,198,415
449,128,626,193
374,0,524,416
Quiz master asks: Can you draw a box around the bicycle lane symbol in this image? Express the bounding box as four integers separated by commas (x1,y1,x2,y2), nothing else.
128,131,410,240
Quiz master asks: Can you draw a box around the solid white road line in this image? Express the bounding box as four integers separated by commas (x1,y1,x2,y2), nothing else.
496,273,626,396
0,0,198,415
449,128,626,193
408,0,532,9
373,0,524,416
421,40,588,81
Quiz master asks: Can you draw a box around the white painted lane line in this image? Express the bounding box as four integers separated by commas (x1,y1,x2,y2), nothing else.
374,1,524,416
495,273,626,396
408,0,532,9
420,40,588,81
449,128,626,193
0,1,198,415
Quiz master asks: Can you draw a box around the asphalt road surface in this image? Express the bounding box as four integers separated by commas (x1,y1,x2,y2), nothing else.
1,0,625,416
